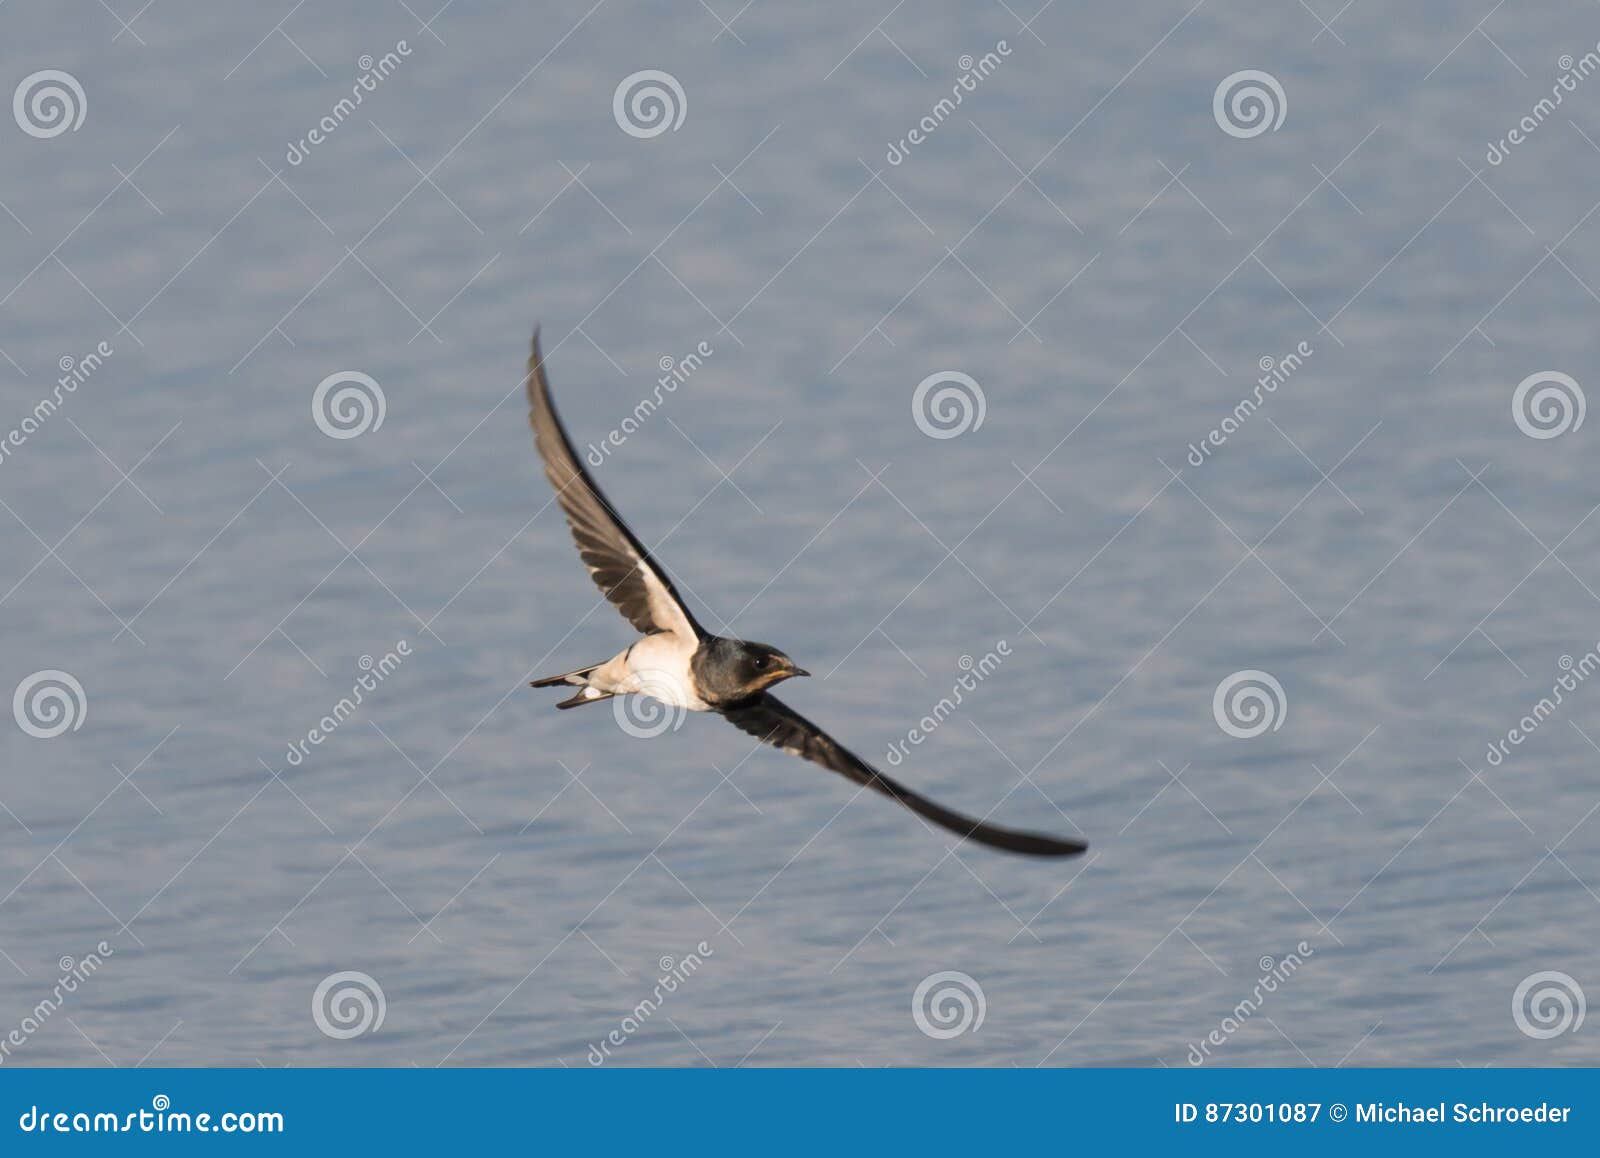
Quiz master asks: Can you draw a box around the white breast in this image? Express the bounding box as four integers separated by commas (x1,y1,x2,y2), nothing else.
621,633,710,711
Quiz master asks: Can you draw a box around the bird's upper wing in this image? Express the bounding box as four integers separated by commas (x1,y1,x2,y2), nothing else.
721,693,1087,857
524,329,704,641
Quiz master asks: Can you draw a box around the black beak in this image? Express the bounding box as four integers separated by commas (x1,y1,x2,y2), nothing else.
787,665,810,678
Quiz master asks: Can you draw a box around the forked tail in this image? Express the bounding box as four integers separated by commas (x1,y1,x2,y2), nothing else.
530,663,614,710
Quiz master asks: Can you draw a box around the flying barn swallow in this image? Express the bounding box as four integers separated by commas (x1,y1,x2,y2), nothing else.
525,330,1086,857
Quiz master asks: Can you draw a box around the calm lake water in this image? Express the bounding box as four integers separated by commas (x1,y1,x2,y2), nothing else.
1,1,1598,1066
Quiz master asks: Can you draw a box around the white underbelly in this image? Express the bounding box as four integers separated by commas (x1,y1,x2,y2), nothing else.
611,633,709,711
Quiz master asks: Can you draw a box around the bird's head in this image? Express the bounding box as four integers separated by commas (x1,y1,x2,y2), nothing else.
697,638,809,702
733,640,808,693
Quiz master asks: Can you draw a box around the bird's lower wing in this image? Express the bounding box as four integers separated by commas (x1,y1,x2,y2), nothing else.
720,693,1087,857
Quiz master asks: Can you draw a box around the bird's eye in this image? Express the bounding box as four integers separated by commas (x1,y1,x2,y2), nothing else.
753,656,767,670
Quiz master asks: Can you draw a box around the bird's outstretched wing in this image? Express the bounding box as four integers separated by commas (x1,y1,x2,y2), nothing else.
525,329,703,641
721,694,1087,857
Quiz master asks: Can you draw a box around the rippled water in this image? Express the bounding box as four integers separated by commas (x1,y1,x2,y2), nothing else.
1,1,1598,1066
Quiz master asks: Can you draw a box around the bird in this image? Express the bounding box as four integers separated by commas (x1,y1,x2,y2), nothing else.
523,329,1086,857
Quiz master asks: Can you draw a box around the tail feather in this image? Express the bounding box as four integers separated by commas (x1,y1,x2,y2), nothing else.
531,663,600,689
532,662,614,709
556,687,615,710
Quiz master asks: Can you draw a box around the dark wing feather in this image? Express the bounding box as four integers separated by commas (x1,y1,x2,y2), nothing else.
721,694,1087,857
525,329,703,640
